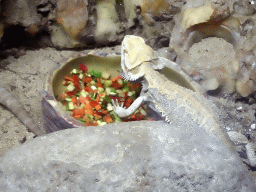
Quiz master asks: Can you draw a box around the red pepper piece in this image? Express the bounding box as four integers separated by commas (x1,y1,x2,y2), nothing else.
124,97,133,107
90,100,100,108
66,90,77,96
112,81,123,89
96,78,103,88
83,76,92,84
73,75,81,90
84,86,93,92
72,108,85,119
64,76,74,82
79,64,88,72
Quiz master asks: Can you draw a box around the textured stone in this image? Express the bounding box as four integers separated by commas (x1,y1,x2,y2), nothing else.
2,0,42,31
56,0,88,38
0,121,255,191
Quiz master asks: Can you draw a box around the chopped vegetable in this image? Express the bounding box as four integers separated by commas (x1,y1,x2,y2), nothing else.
102,71,110,79
89,70,102,78
58,63,148,126
68,102,74,110
79,64,88,72
103,80,112,87
71,69,78,74
72,108,85,119
67,83,75,92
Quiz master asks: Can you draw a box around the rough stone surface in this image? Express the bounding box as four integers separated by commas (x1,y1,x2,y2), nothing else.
0,121,255,191
56,0,88,38
2,0,42,30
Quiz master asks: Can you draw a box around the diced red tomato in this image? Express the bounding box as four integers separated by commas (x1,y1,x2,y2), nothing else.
103,115,113,123
112,78,123,89
101,110,109,114
97,78,103,88
83,76,92,84
124,97,133,107
79,96,90,104
90,100,100,108
94,114,102,120
71,97,77,105
65,76,74,82
95,104,101,110
84,103,92,109
66,90,77,96
72,108,85,119
60,93,67,98
96,109,108,115
84,86,93,92
112,81,123,89
85,108,94,116
73,75,80,90
79,64,88,72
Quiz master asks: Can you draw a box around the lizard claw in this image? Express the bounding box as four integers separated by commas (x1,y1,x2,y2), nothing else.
112,99,125,109
111,99,127,117
111,99,120,109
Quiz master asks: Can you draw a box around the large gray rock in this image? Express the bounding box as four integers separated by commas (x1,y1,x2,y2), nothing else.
0,121,255,191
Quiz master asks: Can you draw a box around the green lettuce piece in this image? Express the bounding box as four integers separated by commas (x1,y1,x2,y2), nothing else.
89,70,102,78
103,95,111,103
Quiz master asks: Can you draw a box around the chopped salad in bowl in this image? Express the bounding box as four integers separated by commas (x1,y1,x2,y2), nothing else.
57,63,148,126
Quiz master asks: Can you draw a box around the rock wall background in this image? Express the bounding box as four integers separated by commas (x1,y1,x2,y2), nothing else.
0,0,256,189
0,0,182,49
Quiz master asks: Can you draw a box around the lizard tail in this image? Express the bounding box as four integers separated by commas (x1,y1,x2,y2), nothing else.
0,87,45,136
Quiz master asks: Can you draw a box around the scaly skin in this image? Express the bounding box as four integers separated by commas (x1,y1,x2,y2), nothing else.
0,87,45,136
112,35,256,166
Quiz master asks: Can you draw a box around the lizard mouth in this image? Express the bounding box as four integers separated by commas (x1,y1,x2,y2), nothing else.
121,63,144,82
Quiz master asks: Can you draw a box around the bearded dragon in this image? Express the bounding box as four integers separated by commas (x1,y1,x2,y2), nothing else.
112,35,256,167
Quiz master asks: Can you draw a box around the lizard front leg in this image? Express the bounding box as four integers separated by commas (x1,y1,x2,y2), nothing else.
112,95,148,118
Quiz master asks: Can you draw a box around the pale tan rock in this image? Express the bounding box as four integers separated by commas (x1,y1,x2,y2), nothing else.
202,77,219,90
3,0,42,31
123,0,144,28
56,0,88,38
95,0,124,43
50,25,80,48
181,1,214,30
236,75,254,97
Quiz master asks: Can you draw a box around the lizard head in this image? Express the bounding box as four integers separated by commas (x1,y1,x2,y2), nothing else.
121,35,161,82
